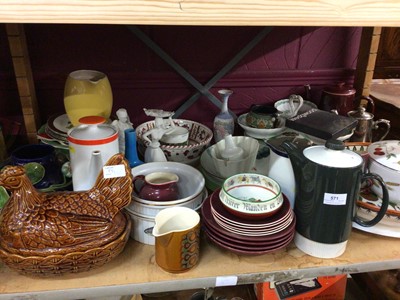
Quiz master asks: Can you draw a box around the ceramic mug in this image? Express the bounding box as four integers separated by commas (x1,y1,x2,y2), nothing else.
10,144,64,190
133,172,179,201
152,207,200,273
246,105,282,129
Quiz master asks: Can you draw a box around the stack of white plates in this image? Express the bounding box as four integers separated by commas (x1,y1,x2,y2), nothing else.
37,114,71,150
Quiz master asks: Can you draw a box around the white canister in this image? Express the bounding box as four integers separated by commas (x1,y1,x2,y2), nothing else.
125,207,156,245
68,116,119,191
368,140,400,204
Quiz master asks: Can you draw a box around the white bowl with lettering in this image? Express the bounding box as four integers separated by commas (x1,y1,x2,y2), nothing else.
219,173,284,220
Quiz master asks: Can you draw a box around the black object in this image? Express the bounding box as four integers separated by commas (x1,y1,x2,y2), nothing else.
275,278,322,299
282,141,389,246
285,108,357,140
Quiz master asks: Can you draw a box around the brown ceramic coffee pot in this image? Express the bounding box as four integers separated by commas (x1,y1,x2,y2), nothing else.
321,82,375,116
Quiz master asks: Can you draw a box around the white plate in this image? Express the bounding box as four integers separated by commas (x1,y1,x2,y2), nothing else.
352,220,400,238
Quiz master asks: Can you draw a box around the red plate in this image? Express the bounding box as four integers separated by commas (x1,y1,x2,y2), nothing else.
204,229,294,256
201,194,296,243
210,189,292,229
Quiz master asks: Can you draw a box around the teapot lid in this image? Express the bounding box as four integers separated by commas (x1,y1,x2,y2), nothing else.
347,106,373,120
303,140,363,168
323,82,356,96
68,116,118,144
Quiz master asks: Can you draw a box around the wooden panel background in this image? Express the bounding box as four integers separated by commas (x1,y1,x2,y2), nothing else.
0,25,362,138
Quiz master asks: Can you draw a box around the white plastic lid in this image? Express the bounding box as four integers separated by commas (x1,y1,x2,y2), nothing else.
303,140,362,168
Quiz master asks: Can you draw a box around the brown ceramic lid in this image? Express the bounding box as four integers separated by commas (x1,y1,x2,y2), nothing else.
324,82,356,96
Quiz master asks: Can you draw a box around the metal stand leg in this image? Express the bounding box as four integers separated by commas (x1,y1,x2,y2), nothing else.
127,26,273,117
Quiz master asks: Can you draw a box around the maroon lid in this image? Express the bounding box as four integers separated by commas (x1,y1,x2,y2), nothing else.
323,82,356,96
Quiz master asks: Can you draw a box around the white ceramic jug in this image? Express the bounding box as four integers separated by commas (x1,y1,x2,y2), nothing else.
266,132,312,208
68,116,119,191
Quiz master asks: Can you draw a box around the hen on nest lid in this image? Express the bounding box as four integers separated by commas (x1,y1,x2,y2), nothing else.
0,153,132,276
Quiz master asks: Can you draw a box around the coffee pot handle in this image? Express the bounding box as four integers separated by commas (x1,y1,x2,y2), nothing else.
373,119,391,141
354,173,389,227
356,95,375,115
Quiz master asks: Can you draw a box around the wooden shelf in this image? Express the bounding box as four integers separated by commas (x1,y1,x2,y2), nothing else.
0,229,399,299
1,0,400,26
1,1,400,299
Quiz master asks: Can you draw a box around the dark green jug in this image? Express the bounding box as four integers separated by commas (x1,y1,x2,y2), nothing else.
282,139,389,258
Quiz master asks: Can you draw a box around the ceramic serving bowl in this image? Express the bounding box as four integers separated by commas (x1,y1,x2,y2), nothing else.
237,113,286,139
130,161,205,205
200,165,226,191
200,136,259,179
128,189,207,218
245,105,281,129
136,119,213,165
219,173,284,220
367,140,400,204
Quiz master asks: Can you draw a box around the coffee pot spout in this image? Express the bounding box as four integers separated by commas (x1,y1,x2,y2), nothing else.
87,150,104,187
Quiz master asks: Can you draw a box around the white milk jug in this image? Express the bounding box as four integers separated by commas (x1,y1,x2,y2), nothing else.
68,116,119,191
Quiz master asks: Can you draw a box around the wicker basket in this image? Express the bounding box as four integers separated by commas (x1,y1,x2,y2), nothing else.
0,214,131,277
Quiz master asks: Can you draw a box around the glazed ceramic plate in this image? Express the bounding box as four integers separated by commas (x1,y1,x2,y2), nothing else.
356,207,400,227
201,194,296,243
202,219,293,248
204,227,294,255
209,189,291,228
237,113,286,140
357,189,400,217
47,113,72,138
37,125,69,150
213,213,293,236
352,220,400,238
212,206,291,230
204,222,294,250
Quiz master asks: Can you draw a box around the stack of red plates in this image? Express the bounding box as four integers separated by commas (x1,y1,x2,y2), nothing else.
201,188,296,255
